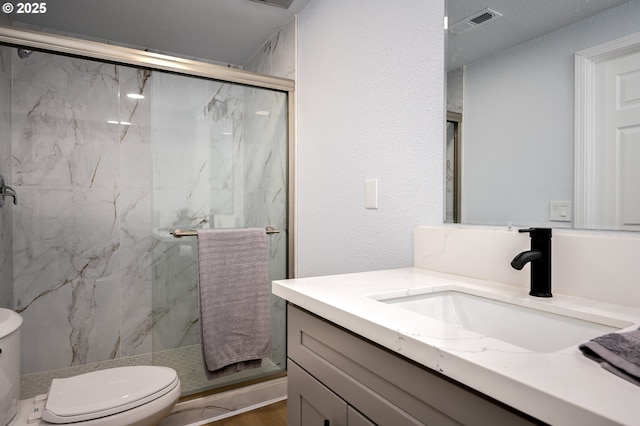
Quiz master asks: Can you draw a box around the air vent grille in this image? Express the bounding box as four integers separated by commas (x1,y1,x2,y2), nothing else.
449,8,502,35
248,0,294,8
470,12,494,25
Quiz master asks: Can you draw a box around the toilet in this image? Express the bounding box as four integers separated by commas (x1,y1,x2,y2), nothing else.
0,308,181,426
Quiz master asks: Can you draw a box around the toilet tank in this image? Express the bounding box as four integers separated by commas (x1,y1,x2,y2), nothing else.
0,308,22,426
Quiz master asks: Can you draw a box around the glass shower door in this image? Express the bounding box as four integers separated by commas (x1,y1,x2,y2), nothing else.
150,71,288,395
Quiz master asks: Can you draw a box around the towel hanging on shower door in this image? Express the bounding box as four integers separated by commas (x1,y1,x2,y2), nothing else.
196,228,272,379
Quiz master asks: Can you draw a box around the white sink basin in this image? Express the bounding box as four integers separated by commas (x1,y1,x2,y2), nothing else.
373,287,633,352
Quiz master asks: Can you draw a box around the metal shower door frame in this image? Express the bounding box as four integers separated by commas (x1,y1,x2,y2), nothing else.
0,24,297,278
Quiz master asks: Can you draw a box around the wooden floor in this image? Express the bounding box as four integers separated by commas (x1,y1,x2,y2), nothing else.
204,400,287,426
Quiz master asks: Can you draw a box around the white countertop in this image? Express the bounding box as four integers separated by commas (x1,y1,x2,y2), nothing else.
272,267,640,426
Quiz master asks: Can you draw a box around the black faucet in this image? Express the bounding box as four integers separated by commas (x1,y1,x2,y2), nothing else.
511,228,552,297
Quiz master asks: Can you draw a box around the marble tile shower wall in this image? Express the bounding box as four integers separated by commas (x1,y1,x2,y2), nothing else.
150,71,289,367
9,51,153,374
150,18,294,364
242,84,288,367
238,17,296,368
4,45,289,376
244,16,296,79
146,15,296,368
151,73,247,351
0,45,12,309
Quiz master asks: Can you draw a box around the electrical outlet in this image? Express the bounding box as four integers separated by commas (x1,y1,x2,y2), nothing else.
550,201,572,222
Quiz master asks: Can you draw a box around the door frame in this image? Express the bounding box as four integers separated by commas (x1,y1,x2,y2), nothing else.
445,111,462,224
574,31,640,228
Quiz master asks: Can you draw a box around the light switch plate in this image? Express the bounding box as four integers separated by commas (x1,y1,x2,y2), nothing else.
366,179,378,209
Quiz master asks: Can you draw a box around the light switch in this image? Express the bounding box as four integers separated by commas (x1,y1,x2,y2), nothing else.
549,201,572,222
365,179,378,209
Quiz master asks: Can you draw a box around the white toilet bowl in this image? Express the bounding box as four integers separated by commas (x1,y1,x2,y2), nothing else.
1,308,181,426
11,366,181,426
0,308,23,426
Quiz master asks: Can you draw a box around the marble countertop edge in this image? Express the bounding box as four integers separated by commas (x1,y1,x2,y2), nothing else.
272,267,640,426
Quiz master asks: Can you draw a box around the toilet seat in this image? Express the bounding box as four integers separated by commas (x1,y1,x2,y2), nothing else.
41,366,179,424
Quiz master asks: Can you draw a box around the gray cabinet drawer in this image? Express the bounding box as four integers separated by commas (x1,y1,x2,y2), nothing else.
348,406,376,426
288,359,347,425
287,304,541,426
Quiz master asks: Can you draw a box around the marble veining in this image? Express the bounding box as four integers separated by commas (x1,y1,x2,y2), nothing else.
2,20,294,409
4,43,289,379
245,17,296,80
0,45,13,309
12,55,119,190
414,225,640,307
150,69,288,370
7,49,154,373
273,268,640,425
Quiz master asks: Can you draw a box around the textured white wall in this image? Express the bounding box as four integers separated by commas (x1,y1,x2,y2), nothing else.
296,0,445,277
462,0,640,228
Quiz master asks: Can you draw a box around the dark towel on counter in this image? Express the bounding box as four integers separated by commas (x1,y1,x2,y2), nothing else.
579,328,640,386
196,228,272,379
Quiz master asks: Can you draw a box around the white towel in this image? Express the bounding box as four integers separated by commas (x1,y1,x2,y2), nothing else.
196,228,272,376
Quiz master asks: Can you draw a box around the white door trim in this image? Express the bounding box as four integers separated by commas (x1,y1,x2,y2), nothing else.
574,31,640,228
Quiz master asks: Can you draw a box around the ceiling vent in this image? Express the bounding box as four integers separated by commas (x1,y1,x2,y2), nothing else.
449,8,502,35
248,0,294,8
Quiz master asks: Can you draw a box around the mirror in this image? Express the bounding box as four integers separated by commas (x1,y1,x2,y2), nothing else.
445,0,640,230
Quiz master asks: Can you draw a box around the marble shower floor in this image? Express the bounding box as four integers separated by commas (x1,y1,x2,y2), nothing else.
21,344,283,399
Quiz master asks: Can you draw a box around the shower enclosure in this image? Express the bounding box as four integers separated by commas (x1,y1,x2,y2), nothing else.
0,26,293,398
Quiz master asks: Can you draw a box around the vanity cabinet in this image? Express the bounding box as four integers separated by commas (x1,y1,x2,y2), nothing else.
287,304,542,426
288,359,374,425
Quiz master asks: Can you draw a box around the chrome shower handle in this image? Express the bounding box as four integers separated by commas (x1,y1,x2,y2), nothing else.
1,184,17,205
0,173,17,207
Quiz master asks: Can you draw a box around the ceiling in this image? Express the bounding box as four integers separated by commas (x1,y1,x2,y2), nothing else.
7,0,312,66
7,0,634,69
446,0,632,71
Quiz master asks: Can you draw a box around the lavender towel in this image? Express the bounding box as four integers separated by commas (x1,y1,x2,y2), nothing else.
579,328,640,386
196,228,272,376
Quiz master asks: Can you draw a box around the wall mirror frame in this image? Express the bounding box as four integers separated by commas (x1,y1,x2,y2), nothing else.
445,0,640,232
